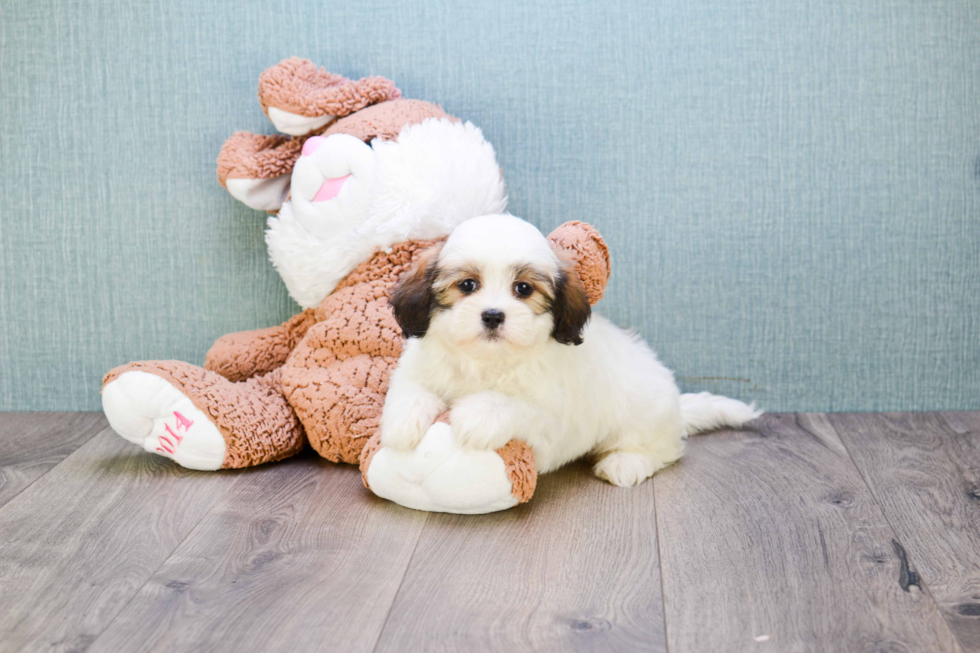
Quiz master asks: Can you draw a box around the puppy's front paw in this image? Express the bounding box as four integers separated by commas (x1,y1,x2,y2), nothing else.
380,393,446,452
450,392,516,451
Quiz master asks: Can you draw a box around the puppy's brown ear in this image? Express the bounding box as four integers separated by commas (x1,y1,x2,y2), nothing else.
551,259,591,345
390,243,443,338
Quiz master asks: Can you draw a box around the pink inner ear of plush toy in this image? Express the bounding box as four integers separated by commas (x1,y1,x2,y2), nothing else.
313,175,350,202
302,136,326,156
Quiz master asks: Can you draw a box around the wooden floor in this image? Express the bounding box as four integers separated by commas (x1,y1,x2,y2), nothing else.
1,413,978,652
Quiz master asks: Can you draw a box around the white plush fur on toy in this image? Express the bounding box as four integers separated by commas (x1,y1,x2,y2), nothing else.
266,107,334,136
225,176,291,212
267,118,507,309
103,371,226,471
365,422,520,514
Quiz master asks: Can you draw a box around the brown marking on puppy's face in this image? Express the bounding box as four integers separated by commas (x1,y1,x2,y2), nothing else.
430,264,484,309
510,264,556,316
389,243,444,338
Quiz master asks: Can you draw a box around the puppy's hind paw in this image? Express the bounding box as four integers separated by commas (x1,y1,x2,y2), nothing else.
593,451,665,487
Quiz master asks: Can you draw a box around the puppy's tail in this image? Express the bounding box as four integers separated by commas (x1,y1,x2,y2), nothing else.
680,391,763,436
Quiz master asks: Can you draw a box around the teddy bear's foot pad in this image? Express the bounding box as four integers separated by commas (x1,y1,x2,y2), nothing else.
225,175,291,212
102,371,226,470
364,422,521,514
257,57,400,131
267,107,334,136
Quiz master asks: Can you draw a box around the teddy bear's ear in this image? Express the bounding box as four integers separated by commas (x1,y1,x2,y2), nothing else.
217,132,299,211
547,222,611,306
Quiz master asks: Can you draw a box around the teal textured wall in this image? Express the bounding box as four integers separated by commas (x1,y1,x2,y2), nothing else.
1,0,978,411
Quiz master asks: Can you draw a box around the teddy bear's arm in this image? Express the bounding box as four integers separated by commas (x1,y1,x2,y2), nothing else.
216,132,302,212
203,309,318,383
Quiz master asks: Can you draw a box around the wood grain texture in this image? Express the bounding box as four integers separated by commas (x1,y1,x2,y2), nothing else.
0,412,106,507
87,455,428,653
374,461,666,653
0,427,239,652
829,412,980,652
6,411,980,653
654,413,962,653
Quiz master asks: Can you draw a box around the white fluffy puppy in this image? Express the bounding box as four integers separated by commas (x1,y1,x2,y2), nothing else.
380,214,761,486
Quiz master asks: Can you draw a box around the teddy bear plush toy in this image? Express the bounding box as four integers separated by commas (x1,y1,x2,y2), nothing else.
101,58,611,514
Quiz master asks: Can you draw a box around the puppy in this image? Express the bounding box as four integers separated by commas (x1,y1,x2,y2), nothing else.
380,214,760,486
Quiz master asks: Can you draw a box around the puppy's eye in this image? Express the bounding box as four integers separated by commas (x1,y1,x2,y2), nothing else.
514,281,534,297
458,279,478,294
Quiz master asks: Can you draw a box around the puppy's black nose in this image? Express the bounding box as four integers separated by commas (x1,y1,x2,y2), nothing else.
481,309,505,330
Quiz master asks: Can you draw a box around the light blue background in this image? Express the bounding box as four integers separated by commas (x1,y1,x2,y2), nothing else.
1,0,978,411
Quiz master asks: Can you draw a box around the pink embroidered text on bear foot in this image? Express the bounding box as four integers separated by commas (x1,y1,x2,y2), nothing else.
156,411,194,454
101,370,226,470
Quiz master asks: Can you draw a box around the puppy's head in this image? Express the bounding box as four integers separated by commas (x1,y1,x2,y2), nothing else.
390,214,591,355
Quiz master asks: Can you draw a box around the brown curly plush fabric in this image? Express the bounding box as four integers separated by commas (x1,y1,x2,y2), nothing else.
205,309,317,382
280,240,437,464
359,433,384,490
217,100,454,190
257,57,401,118
102,361,305,469
217,132,302,187
495,440,537,503
218,59,410,189
321,100,452,143
547,221,611,305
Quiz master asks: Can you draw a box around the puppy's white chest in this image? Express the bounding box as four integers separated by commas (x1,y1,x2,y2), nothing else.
425,353,549,405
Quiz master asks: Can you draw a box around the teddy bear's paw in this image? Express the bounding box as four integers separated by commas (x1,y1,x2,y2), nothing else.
267,108,335,137
286,133,378,238
364,423,532,514
217,132,301,211
102,371,226,471
225,176,292,212
258,57,400,136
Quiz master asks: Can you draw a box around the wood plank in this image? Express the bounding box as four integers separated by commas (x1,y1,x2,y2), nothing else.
87,455,428,653
0,426,239,652
0,412,106,507
654,413,962,653
374,461,666,653
828,411,980,652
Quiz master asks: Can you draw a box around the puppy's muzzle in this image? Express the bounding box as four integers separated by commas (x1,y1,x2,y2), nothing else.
481,309,505,331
